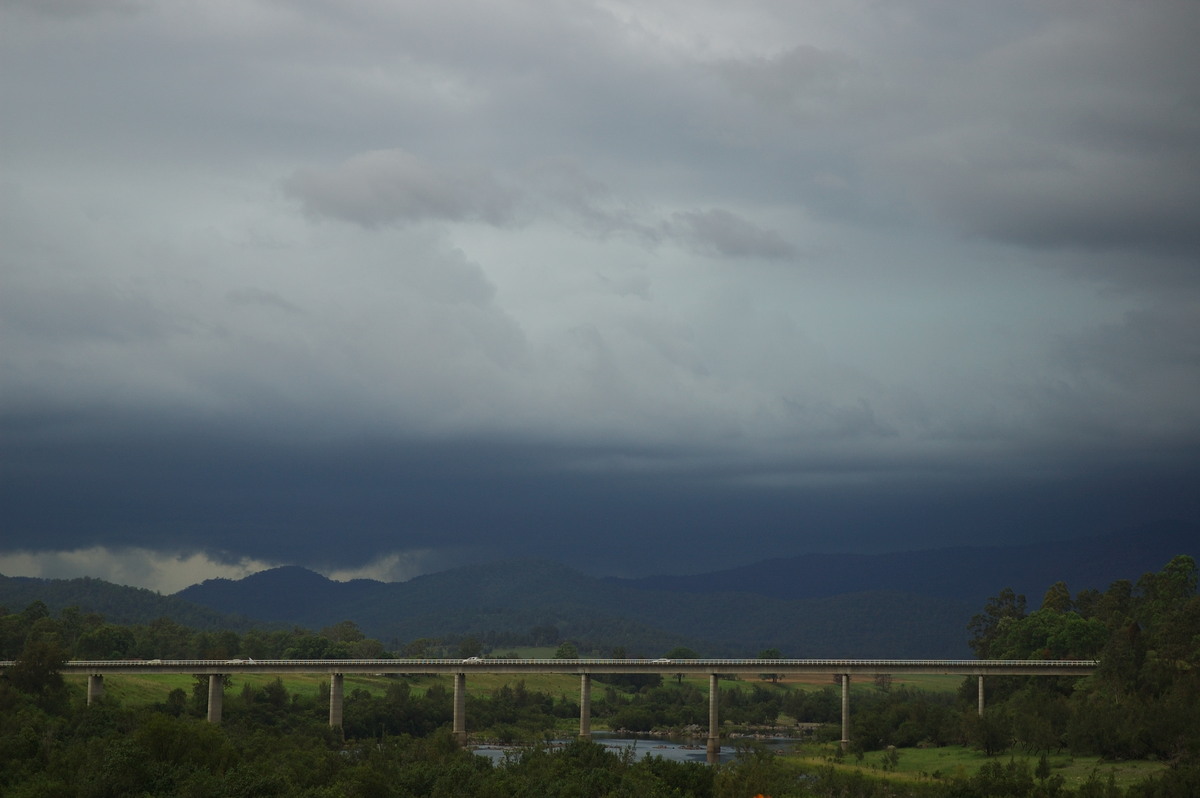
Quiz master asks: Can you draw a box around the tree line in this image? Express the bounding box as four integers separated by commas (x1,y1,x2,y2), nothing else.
0,603,391,663
963,554,1199,765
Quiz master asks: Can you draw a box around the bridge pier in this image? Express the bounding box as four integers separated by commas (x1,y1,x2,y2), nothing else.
207,674,224,724
579,674,592,740
86,674,104,706
978,676,985,717
706,674,720,764
329,673,344,729
840,674,850,750
453,673,467,746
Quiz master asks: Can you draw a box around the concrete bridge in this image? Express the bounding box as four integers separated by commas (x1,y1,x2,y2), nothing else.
5,657,1098,764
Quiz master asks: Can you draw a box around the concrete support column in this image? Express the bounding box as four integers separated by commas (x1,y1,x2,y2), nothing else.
579,674,592,740
453,673,467,746
706,674,720,765
329,673,344,729
977,676,985,717
86,674,104,706
840,674,850,750
207,674,224,724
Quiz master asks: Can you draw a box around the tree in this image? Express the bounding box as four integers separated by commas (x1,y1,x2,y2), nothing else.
165,687,188,717
402,637,439,657
968,588,1027,658
191,674,232,712
1095,579,1134,628
985,608,1107,660
757,648,782,683
8,637,68,708
666,647,698,684
1137,554,1197,622
458,636,483,659
1041,581,1073,613
966,706,1013,756
529,624,560,646
348,637,386,658
1035,752,1052,781
322,620,366,643
19,600,50,626
58,605,86,651
77,624,136,659
553,640,579,659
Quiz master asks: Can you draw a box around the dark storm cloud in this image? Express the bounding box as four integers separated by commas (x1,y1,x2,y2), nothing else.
4,413,1199,578
3,0,1199,589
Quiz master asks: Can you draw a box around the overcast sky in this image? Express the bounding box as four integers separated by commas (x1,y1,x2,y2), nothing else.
2,0,1198,593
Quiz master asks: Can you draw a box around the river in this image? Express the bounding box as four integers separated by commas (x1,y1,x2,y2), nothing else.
472,732,799,765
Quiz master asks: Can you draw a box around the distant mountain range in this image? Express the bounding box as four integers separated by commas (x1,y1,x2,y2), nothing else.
174,559,971,657
607,519,1200,603
3,520,1194,658
0,574,253,631
173,518,1198,657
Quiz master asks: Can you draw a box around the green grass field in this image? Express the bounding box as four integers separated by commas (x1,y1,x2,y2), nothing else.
66,673,404,705
665,672,963,697
788,744,1167,790
65,671,588,706
68,667,962,709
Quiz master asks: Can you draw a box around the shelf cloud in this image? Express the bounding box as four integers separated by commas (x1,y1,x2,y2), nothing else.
2,0,1198,591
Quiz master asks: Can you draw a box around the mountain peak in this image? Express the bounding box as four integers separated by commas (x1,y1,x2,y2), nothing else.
241,565,330,585
175,565,383,621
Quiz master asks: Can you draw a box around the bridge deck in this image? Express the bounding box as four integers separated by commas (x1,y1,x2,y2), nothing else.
1,658,1099,677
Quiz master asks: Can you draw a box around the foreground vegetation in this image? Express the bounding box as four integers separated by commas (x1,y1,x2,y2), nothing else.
1,556,1197,796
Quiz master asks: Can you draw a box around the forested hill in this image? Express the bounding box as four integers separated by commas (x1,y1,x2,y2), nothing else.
177,559,976,657
7,523,1191,658
0,573,255,631
178,561,702,656
609,520,1199,603
175,566,384,620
